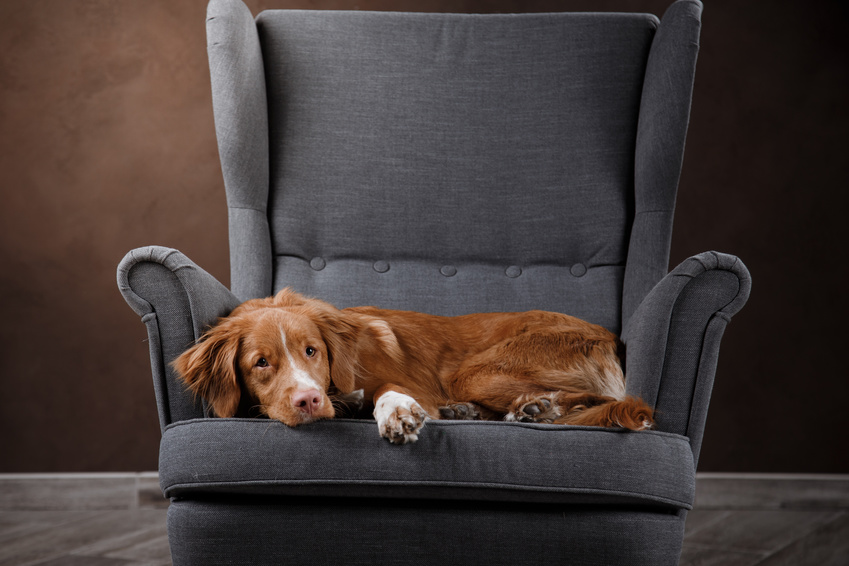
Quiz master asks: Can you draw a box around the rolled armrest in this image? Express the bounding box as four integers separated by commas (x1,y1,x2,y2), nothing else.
117,246,242,431
621,251,751,467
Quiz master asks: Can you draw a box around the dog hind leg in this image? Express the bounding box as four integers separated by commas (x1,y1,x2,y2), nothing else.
555,396,655,430
506,391,654,430
505,391,604,423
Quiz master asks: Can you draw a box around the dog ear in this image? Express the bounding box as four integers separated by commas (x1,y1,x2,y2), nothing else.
172,319,242,418
365,318,403,365
306,303,360,394
323,327,359,394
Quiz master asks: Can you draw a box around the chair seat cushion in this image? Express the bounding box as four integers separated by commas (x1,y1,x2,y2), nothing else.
159,418,695,510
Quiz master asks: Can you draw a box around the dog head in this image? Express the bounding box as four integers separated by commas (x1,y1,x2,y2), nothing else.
172,289,362,426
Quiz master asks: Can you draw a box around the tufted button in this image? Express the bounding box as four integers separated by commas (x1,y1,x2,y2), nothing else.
440,265,457,277
505,265,522,278
570,263,587,277
373,260,390,273
310,257,326,271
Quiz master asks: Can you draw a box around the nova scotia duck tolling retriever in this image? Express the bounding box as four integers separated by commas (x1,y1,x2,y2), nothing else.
173,288,654,444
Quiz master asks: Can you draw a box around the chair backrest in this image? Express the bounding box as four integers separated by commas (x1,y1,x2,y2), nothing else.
207,0,702,335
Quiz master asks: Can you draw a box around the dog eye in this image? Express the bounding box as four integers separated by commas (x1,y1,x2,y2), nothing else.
256,357,269,368
305,347,316,358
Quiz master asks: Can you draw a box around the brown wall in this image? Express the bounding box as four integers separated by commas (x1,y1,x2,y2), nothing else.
1,0,846,473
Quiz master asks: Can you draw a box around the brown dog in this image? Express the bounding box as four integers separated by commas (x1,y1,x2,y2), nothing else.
173,289,653,444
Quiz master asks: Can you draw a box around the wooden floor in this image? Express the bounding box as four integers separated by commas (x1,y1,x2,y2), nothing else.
0,473,169,566
1,473,847,565
682,474,849,565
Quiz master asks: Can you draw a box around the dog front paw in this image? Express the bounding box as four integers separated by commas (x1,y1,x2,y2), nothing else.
505,393,563,424
374,391,429,444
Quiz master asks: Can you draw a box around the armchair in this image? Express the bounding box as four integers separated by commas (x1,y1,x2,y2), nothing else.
117,1,750,564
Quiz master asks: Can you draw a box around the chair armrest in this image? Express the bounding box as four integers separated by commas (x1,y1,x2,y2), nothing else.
621,251,751,467
117,246,242,432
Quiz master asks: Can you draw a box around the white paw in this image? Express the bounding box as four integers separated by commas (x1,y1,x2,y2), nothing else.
374,391,429,444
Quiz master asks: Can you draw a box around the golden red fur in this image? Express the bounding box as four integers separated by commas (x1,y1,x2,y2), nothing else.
173,288,653,444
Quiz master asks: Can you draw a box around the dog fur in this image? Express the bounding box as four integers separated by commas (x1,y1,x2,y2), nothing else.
173,289,653,444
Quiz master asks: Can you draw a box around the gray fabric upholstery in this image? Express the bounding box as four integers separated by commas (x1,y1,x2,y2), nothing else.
273,257,624,331
160,418,695,509
117,246,242,429
623,251,752,467
168,498,685,566
114,1,755,564
207,0,273,300
622,0,703,327
256,10,665,334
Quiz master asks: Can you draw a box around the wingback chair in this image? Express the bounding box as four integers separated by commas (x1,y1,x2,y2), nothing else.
117,0,751,564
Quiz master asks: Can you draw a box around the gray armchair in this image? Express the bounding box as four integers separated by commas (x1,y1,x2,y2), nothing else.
117,1,751,564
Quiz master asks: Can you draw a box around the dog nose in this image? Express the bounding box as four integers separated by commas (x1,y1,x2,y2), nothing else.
292,389,322,415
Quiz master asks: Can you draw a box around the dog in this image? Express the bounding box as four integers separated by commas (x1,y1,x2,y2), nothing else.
173,288,653,444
